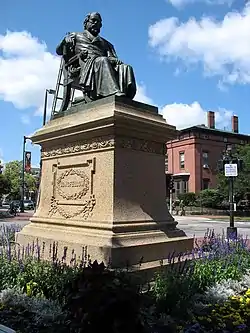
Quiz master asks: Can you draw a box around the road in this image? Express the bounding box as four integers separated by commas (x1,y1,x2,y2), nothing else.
176,216,250,239
1,212,250,240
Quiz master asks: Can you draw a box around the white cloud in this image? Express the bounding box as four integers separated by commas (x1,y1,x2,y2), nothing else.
133,86,232,130
0,30,155,117
167,0,234,9
149,3,250,84
0,31,60,113
20,114,31,124
0,30,235,132
160,101,233,129
134,84,154,104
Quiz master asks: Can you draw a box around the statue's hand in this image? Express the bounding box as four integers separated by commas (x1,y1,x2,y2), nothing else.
64,33,75,46
109,57,123,65
80,50,88,60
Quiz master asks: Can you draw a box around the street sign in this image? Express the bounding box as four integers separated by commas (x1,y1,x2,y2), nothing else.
224,163,238,177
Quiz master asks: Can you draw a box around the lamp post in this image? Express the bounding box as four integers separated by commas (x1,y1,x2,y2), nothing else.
34,89,56,211
169,176,175,215
218,146,243,239
43,89,56,126
0,160,3,175
20,136,31,213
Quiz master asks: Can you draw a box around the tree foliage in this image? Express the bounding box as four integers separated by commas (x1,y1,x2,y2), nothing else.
3,160,37,200
0,174,11,197
197,189,223,208
178,192,196,206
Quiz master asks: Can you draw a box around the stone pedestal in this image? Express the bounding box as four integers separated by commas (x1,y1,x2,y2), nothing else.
16,96,193,269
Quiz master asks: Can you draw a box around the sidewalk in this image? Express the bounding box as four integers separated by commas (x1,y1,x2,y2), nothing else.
1,211,33,222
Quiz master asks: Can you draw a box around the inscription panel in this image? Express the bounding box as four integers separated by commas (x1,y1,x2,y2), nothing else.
49,158,96,220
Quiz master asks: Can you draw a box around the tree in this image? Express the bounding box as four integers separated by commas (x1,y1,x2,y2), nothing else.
4,161,22,199
25,173,37,192
3,160,37,200
178,192,196,206
0,174,11,197
217,144,250,202
197,189,223,208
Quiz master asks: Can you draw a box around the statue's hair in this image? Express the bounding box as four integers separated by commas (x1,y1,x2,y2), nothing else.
83,12,102,29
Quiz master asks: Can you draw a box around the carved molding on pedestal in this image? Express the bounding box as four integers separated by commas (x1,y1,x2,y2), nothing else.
42,136,115,158
42,136,165,158
116,137,166,155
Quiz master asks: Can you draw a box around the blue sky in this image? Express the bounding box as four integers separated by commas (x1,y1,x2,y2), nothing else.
0,0,249,166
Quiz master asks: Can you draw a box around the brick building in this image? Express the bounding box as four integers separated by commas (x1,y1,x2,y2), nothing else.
166,112,250,198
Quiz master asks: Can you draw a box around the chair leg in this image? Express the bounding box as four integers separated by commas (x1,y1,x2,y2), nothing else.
59,84,72,113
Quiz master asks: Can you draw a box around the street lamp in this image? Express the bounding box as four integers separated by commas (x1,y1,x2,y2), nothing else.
0,160,3,175
34,89,56,211
43,89,56,126
218,146,243,239
20,136,31,213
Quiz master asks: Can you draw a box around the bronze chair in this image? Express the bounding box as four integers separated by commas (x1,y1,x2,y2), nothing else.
51,44,92,119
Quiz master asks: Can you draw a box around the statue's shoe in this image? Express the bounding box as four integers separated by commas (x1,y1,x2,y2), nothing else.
72,96,85,104
115,91,126,97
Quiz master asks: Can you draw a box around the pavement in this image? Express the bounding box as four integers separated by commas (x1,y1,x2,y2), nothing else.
175,215,250,239
1,211,250,240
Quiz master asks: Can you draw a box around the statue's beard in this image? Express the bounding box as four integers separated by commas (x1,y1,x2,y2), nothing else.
89,26,100,36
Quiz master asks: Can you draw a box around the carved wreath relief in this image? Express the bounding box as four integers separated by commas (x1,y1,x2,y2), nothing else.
49,159,96,220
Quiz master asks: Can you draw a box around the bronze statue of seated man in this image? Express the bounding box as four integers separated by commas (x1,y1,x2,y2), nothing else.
56,12,137,103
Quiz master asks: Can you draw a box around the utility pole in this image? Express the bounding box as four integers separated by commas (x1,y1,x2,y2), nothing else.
20,136,27,213
169,176,175,215
227,175,236,239
218,145,243,240
35,88,56,211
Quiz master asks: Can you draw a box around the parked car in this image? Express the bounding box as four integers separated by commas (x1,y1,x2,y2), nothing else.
23,200,34,210
12,200,20,209
2,200,10,208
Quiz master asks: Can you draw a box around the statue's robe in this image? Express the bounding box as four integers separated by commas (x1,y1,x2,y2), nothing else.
56,30,136,99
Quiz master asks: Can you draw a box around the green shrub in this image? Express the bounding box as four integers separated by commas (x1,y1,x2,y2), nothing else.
0,252,80,303
63,260,148,333
178,192,196,206
152,269,198,320
197,189,224,208
0,288,67,333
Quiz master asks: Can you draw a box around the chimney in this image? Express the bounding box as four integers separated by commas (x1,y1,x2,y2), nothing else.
232,115,239,133
207,111,215,129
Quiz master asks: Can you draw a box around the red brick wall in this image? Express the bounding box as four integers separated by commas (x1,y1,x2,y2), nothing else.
166,129,248,194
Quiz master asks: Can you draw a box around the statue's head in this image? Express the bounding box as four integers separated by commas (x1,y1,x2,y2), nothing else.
84,12,102,37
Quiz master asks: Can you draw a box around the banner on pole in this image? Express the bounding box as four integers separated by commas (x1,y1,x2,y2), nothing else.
25,151,31,173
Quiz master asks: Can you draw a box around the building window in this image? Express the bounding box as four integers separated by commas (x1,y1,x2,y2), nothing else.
179,152,185,169
183,180,188,193
202,151,209,166
175,181,181,196
203,179,210,190
165,154,168,171
175,180,189,196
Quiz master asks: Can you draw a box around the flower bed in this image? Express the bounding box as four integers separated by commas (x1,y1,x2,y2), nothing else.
1,226,250,332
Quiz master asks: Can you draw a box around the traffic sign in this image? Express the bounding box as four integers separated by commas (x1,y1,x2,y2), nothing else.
224,163,238,177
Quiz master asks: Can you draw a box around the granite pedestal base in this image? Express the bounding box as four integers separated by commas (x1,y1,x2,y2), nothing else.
16,96,193,269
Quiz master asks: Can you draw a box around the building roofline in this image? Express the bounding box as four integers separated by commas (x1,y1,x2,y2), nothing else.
179,125,250,139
